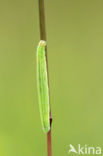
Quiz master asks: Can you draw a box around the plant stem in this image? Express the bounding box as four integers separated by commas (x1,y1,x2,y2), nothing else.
38,0,52,156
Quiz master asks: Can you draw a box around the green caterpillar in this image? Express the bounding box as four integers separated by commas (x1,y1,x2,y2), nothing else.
37,40,50,133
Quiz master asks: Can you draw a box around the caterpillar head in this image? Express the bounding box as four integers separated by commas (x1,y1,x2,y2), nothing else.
39,40,47,47
37,40,47,58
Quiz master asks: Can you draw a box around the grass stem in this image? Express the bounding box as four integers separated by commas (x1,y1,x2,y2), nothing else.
38,0,52,156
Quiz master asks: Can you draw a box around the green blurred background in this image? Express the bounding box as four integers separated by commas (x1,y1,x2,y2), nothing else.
0,0,103,155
